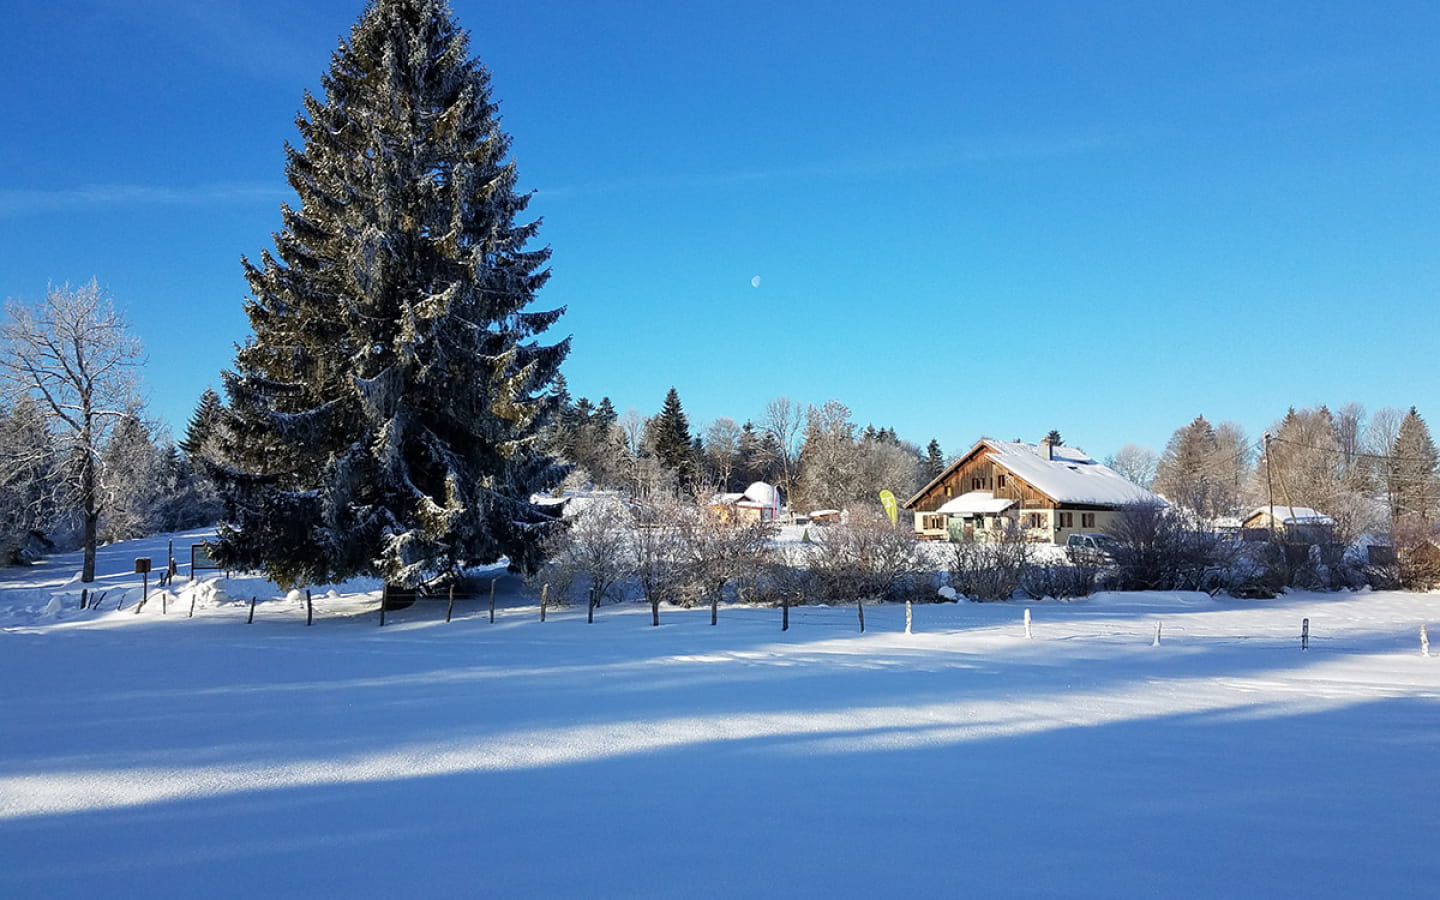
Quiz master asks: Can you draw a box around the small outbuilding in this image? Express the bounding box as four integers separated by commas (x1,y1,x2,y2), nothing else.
711,481,783,523
1241,506,1336,543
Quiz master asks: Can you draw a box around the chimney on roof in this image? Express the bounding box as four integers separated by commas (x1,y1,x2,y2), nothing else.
1039,437,1054,460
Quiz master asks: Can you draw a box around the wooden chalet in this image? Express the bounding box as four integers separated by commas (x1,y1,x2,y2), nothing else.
904,438,1161,543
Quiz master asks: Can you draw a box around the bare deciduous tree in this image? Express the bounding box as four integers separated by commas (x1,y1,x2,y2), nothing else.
534,499,633,623
1105,443,1159,490
629,493,688,626
0,400,60,564
681,502,775,625
762,396,803,508
0,281,144,581
703,417,743,490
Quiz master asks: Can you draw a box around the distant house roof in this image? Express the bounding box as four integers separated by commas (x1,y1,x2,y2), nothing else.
936,491,1016,515
712,481,782,510
905,439,1163,509
1244,506,1335,526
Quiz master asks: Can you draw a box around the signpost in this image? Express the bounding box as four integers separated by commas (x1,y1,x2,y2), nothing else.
135,557,151,613
191,543,225,579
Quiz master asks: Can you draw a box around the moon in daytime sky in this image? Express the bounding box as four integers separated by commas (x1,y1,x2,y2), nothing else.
750,275,761,288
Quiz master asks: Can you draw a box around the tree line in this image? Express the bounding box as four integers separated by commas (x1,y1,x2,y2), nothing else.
540,382,936,515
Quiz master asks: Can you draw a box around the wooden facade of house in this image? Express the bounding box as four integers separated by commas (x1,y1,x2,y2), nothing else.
905,439,1155,544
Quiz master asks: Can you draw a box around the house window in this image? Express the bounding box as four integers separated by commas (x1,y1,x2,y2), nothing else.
971,477,982,491
1058,512,1073,528
998,474,1007,488
923,515,946,531
1026,513,1045,529
1082,513,1096,528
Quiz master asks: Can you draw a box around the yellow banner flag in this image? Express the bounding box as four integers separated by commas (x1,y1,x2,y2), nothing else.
879,489,898,525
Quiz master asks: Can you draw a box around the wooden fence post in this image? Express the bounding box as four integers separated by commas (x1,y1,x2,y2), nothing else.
80,588,88,610
379,585,387,627
189,592,197,618
1421,623,1430,657
858,599,865,634
540,584,548,622
1301,617,1309,651
1024,608,1032,639
489,578,496,624
446,584,455,624
905,599,913,635
248,597,257,624
306,589,313,626
1152,620,1162,647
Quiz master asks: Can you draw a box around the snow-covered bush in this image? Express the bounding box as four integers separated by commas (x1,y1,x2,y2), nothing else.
1020,563,1098,600
1104,503,1230,592
529,499,632,621
804,509,928,603
947,523,1032,601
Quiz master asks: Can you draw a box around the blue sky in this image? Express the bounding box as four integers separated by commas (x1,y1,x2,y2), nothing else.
2,0,1436,461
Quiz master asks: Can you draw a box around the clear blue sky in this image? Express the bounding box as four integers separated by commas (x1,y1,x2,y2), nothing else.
2,0,1436,461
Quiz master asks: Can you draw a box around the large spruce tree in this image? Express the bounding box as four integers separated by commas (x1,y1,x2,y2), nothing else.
212,0,567,588
1388,407,1439,525
648,388,695,487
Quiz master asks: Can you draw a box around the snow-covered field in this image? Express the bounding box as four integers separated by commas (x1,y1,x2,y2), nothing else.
2,532,1438,898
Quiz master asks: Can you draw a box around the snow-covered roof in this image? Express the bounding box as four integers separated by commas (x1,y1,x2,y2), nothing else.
982,441,1162,507
742,481,780,509
1246,506,1335,526
713,482,782,510
936,491,1016,516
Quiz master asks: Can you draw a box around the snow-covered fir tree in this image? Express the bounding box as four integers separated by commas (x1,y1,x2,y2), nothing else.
212,0,567,588
179,388,224,459
1388,407,1439,526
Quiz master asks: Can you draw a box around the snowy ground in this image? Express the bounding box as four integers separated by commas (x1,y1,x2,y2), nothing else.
2,532,1438,898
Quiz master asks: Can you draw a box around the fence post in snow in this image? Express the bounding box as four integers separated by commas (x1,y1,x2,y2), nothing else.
189,591,197,619
489,578,496,624
379,585,387,627
905,599,913,635
858,599,865,634
446,584,455,623
540,584,548,622
1153,621,1162,647
80,588,87,610
1024,608,1032,640
1422,624,1430,657
782,594,789,632
248,597,257,624
1301,618,1309,651
306,589,313,626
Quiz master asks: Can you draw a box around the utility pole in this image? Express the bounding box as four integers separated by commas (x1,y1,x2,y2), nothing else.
1263,431,1276,544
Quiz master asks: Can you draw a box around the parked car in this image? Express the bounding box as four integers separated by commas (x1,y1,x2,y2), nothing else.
1066,533,1118,564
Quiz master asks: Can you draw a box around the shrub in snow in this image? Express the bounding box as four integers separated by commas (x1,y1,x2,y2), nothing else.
1020,563,1097,600
804,509,927,604
947,521,1031,602
528,499,632,621
1104,503,1233,593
